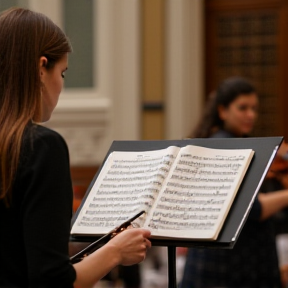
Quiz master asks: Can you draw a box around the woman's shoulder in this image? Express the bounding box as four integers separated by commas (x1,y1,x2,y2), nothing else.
24,123,68,151
15,124,72,201
21,124,69,166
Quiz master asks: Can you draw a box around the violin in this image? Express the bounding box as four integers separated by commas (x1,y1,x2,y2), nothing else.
266,142,288,182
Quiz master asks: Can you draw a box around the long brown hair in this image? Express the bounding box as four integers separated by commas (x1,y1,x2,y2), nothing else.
0,8,72,204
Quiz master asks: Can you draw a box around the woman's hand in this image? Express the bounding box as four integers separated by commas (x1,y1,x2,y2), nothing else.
108,228,151,266
73,228,151,288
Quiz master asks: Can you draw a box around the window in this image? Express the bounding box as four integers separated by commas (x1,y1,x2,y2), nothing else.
63,0,94,88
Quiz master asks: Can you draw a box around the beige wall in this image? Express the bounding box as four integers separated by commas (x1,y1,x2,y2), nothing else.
165,0,204,140
28,0,205,165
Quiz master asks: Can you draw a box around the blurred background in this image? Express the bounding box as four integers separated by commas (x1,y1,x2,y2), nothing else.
1,0,288,287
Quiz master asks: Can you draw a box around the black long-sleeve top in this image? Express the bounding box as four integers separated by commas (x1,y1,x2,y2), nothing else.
0,124,76,287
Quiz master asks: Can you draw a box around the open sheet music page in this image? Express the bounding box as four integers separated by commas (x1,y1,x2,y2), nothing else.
144,145,254,240
71,146,180,235
71,145,254,241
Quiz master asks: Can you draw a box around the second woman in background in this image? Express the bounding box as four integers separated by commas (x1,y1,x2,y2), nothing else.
180,76,288,288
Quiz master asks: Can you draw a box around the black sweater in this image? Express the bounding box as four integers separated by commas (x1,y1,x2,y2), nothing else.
0,124,76,287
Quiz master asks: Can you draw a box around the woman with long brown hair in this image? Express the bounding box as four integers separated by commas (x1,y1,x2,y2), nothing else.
180,77,288,288
0,7,151,288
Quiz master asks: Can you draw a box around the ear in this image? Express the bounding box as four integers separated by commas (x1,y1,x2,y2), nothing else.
218,105,227,121
39,56,48,80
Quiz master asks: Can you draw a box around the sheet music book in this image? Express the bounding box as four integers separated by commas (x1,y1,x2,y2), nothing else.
71,145,254,241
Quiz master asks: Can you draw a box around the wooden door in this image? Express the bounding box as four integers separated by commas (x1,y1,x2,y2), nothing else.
205,0,288,138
